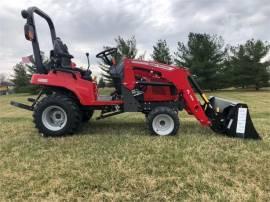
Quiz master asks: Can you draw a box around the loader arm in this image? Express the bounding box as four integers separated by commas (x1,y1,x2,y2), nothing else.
152,67,212,126
178,75,212,126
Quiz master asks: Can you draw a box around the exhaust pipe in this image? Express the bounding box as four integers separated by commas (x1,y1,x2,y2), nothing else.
205,97,261,140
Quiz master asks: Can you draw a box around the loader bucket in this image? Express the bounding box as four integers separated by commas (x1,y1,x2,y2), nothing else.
205,97,261,140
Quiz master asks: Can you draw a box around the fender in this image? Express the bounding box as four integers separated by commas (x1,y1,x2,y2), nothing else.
31,72,97,105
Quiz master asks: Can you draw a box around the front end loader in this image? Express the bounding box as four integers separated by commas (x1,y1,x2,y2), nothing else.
188,76,261,139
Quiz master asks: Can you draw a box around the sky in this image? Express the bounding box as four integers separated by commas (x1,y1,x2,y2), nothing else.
0,0,270,77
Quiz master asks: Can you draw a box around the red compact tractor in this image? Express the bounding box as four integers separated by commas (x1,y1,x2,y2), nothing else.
11,7,261,139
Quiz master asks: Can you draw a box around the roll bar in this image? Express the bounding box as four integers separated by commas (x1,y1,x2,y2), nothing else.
21,7,57,74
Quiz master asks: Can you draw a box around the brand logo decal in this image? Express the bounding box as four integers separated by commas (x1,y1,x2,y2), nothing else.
37,78,48,83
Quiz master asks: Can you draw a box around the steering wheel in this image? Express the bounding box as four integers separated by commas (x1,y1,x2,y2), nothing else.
96,48,117,66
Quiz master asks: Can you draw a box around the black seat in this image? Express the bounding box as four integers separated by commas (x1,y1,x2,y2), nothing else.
52,37,73,68
109,61,124,94
50,38,92,81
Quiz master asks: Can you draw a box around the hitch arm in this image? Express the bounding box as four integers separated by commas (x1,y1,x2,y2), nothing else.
10,101,33,111
10,89,44,111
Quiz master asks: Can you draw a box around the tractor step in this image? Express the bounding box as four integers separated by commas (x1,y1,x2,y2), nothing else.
96,111,123,120
97,95,112,101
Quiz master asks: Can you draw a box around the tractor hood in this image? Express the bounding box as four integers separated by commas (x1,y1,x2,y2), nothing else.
129,60,182,72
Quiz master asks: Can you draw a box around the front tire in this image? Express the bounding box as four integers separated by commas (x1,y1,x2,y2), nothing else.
33,94,81,137
147,107,179,136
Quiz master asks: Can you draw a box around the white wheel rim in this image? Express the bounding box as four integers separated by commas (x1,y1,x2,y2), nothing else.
152,114,174,136
42,105,67,131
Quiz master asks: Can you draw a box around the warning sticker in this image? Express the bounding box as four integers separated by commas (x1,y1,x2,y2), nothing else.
236,108,247,134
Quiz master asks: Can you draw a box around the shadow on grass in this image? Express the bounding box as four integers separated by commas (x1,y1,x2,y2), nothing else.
179,120,240,141
1,115,233,140
78,119,216,138
78,120,148,137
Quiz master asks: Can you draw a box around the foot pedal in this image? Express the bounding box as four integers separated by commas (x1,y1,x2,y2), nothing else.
132,89,144,97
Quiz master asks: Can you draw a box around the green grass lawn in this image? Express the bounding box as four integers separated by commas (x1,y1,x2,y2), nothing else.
0,90,269,201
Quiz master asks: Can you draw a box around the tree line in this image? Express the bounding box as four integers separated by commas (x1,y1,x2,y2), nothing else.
12,32,270,92
12,63,40,93
101,33,269,90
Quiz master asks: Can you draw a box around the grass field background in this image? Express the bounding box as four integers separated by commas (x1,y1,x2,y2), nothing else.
0,90,269,201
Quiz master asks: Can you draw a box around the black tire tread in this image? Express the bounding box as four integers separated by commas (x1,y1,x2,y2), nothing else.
81,110,94,122
33,94,81,137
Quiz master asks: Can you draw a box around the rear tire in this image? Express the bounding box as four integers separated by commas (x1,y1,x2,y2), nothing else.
81,110,94,122
33,94,81,137
147,107,179,136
